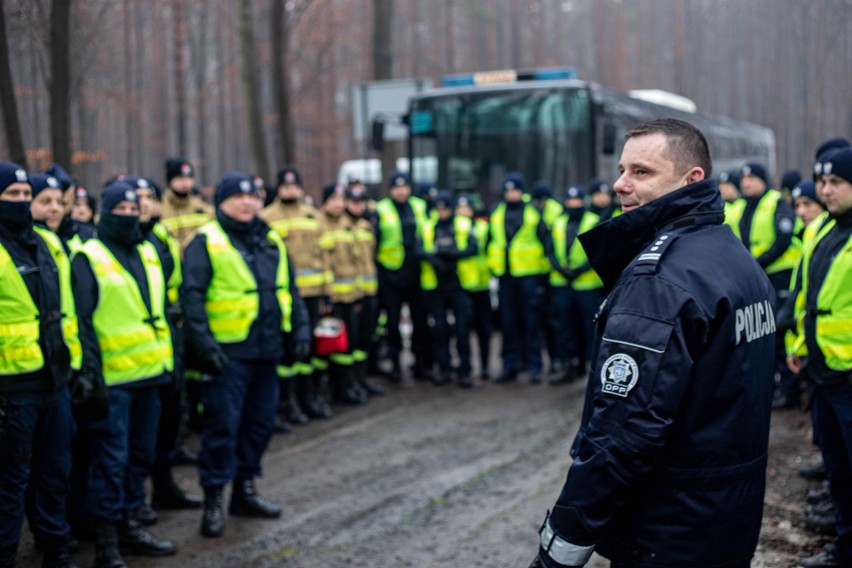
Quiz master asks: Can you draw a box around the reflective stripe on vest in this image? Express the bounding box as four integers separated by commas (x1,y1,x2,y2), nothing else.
375,197,427,270
549,212,602,290
803,218,852,371
161,212,211,234
487,203,549,277
81,239,173,386
469,218,491,292
420,216,478,291
749,189,802,274
0,243,43,374
199,221,292,343
33,227,82,370
724,199,746,239
785,212,829,357
151,222,182,304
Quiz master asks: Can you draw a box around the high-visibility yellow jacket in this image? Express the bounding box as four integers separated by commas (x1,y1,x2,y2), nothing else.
198,221,293,343
375,197,427,270
159,190,214,251
78,239,173,386
420,216,478,291
549,212,603,290
318,212,361,304
487,203,549,277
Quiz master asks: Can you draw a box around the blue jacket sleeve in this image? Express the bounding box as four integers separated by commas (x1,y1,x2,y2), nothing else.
181,233,219,356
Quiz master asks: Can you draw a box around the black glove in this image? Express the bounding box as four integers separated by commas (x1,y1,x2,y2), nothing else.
72,370,109,421
165,300,185,324
200,348,229,375
429,254,447,272
528,555,545,568
293,340,312,363
69,370,94,407
560,268,580,282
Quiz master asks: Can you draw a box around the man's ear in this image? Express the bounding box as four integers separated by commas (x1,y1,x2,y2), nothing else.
686,166,705,184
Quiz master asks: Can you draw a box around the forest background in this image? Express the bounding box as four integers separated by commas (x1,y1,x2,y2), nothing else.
1,0,850,198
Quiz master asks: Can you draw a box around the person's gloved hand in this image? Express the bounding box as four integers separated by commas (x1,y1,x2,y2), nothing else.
429,254,447,272
200,348,229,375
293,340,312,363
165,300,185,324
69,370,93,407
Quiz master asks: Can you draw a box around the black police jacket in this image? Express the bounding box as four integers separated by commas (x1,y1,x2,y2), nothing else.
182,212,310,366
550,180,776,567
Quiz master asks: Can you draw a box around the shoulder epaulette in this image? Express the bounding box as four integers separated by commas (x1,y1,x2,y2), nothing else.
634,232,677,275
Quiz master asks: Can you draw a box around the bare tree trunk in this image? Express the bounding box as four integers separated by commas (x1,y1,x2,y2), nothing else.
372,0,395,187
237,0,270,180
174,0,188,156
195,4,208,178
50,0,72,168
0,0,27,166
271,0,295,167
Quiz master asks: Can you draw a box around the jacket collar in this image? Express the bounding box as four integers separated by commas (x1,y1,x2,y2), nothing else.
578,179,724,289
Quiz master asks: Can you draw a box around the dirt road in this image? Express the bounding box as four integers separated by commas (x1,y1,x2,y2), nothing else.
18,367,827,567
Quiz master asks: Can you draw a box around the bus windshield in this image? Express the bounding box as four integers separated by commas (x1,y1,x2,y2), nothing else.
409,87,593,206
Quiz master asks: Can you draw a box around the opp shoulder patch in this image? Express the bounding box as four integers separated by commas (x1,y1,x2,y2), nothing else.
600,353,639,397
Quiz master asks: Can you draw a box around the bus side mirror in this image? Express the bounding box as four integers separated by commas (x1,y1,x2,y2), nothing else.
371,118,385,152
602,122,617,156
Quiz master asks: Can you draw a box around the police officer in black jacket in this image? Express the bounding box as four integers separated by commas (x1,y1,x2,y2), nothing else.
531,119,776,568
182,173,311,538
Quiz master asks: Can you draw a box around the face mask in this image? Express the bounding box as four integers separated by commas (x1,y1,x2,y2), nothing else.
98,213,142,246
0,200,33,231
566,207,585,221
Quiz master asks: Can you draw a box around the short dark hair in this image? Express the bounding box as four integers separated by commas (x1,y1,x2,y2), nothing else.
625,118,713,178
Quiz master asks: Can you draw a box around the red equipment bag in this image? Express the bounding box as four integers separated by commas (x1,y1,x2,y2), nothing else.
313,317,348,356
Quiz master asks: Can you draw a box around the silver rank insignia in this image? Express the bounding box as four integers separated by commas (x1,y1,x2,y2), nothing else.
600,353,639,397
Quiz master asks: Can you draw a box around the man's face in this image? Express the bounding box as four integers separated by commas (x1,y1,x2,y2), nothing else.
324,193,345,217
112,201,139,216
390,184,410,203
739,174,767,198
219,193,257,223
277,183,303,201
137,188,155,222
437,205,452,220
1,182,32,202
613,132,702,214
820,174,852,216
793,197,824,227
346,199,366,217
170,174,194,195
504,188,523,203
455,203,473,219
31,189,65,231
719,181,740,203
590,191,611,208
565,197,585,210
71,199,94,223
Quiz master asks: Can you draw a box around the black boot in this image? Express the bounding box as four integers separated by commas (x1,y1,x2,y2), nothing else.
355,361,384,396
333,366,366,405
229,478,282,518
0,557,13,568
280,377,309,425
92,521,127,568
152,465,202,509
200,486,225,538
300,373,332,419
40,539,81,568
117,518,176,557
388,357,402,384
127,505,158,526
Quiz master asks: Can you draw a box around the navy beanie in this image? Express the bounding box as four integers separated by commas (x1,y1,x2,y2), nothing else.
564,184,587,200
531,180,552,200
277,166,302,187
44,163,74,191
120,175,156,196
780,170,801,192
502,171,525,192
718,170,741,191
0,161,29,193
587,177,610,195
215,172,257,207
417,181,437,199
820,147,852,185
815,137,851,161
741,162,769,186
165,157,194,183
791,179,822,207
388,170,411,189
101,181,139,213
29,173,63,198
433,190,454,209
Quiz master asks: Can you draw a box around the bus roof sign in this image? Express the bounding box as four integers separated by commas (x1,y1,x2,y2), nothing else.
441,66,577,87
